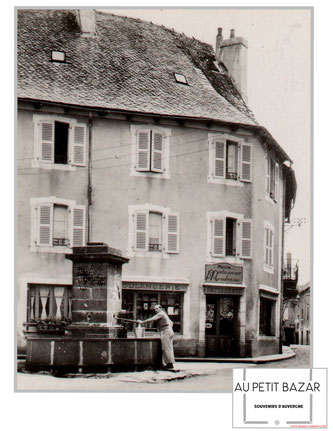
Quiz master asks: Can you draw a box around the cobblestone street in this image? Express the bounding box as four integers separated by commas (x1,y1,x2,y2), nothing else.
17,345,311,392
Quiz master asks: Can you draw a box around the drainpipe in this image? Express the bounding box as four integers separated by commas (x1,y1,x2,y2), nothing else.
279,165,287,354
87,112,93,242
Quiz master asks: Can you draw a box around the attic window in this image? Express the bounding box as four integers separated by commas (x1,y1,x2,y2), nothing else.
51,51,66,62
174,73,188,85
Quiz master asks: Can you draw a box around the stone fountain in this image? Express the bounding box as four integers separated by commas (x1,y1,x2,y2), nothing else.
25,243,162,373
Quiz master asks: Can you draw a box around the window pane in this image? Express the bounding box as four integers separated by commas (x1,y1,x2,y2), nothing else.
27,284,71,321
161,293,182,333
226,218,236,256
53,205,68,246
149,212,162,251
54,121,69,164
226,141,238,179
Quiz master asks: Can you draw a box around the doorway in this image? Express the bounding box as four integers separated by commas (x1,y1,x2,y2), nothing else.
205,295,239,357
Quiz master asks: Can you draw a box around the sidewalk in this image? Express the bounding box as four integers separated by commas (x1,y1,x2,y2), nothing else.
179,345,295,364
16,346,295,390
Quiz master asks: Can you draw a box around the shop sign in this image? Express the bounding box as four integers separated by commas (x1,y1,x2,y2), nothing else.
204,285,244,295
122,282,188,292
205,263,243,284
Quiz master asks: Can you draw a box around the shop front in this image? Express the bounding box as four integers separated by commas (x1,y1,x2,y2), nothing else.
121,280,188,336
203,263,246,358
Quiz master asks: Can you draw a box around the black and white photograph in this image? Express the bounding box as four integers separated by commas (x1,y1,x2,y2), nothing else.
14,7,313,395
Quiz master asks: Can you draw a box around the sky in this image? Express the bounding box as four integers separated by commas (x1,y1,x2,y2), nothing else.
107,8,311,284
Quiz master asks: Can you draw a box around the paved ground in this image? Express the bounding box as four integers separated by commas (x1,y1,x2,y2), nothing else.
16,345,310,392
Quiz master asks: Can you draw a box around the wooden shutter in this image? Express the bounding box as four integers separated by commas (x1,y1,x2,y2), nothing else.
71,205,86,247
40,121,54,163
135,212,148,250
240,142,252,182
151,131,163,173
37,203,53,246
136,131,150,171
274,162,279,201
166,213,179,253
240,219,252,259
212,218,225,257
72,124,87,166
214,140,226,178
266,157,270,194
269,229,274,266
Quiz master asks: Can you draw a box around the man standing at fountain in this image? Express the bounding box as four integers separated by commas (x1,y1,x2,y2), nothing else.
138,304,175,370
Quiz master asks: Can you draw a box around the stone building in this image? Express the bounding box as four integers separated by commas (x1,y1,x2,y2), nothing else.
17,9,297,358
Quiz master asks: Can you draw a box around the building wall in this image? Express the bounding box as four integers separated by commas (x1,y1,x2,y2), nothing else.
17,106,89,349
17,104,285,357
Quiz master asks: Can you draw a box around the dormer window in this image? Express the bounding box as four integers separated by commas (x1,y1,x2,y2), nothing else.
174,73,188,85
51,51,66,62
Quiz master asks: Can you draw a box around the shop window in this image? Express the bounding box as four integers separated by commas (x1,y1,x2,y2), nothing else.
208,135,252,184
31,197,86,252
122,290,183,334
266,157,279,201
27,284,72,321
33,114,86,169
259,297,276,336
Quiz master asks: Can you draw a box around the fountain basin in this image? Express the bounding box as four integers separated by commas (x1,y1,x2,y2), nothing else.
25,336,162,373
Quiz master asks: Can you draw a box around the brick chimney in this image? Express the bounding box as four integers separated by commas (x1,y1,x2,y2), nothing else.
215,28,248,102
77,9,96,37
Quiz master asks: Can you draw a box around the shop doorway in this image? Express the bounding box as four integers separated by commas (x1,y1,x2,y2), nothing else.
205,295,239,357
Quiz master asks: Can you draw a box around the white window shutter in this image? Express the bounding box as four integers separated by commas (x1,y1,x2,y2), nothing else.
270,230,274,266
266,158,270,194
136,131,150,171
274,162,279,201
151,132,163,173
240,219,252,259
240,142,252,182
212,218,225,257
72,124,87,166
37,203,53,246
214,140,226,178
135,212,148,250
40,121,54,163
166,213,179,253
71,205,86,247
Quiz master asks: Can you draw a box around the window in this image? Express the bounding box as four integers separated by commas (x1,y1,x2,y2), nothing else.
264,222,274,272
225,218,237,256
31,197,86,252
265,157,279,201
173,73,188,85
208,135,252,184
149,212,162,251
33,115,86,169
27,284,72,321
259,297,276,336
122,290,183,333
51,51,66,62
130,206,179,255
208,211,252,260
130,125,171,178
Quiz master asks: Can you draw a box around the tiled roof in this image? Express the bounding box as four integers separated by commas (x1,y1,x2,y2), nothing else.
17,9,257,126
